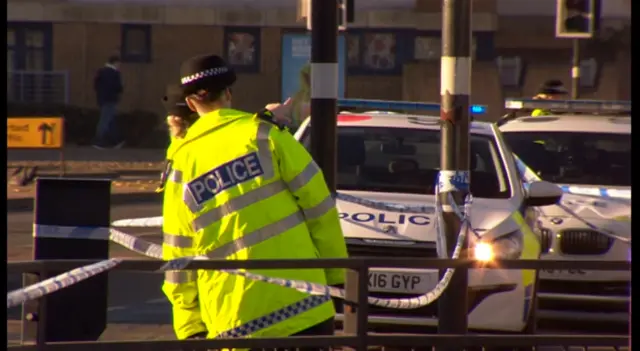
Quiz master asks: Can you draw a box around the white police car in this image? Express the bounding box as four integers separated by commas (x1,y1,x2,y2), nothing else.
499,98,631,326
294,99,564,334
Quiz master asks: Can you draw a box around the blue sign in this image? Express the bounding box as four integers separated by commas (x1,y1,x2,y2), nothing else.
339,212,431,226
187,153,263,206
281,33,346,126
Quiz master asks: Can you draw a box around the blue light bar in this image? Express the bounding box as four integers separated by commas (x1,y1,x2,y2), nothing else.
337,98,487,114
504,98,631,113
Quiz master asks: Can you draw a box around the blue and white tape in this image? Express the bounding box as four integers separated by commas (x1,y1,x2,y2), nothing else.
11,172,474,311
7,258,122,308
437,170,470,194
514,155,630,201
111,216,164,228
33,225,110,240
10,210,471,310
514,155,631,244
558,185,630,201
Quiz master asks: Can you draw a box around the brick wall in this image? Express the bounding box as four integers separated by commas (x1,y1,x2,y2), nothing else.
35,6,629,116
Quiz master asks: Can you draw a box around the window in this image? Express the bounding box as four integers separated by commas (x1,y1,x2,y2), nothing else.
362,33,397,71
347,30,411,75
224,27,261,73
579,58,598,88
503,131,631,187
7,22,53,103
414,36,477,61
496,56,523,88
121,24,151,63
301,126,511,199
414,36,440,61
346,34,360,67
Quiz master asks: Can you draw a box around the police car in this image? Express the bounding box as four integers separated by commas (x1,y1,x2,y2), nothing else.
499,98,631,326
294,99,564,334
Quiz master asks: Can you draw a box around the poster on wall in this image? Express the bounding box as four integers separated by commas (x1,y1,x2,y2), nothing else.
281,33,346,127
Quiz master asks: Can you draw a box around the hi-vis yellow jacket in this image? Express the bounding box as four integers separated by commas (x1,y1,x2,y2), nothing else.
161,108,348,340
531,109,550,117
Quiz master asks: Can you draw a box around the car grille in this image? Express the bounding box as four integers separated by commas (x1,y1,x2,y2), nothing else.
346,243,439,259
540,228,553,254
558,229,613,255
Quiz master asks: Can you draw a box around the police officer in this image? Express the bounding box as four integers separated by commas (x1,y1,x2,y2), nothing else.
161,54,348,349
531,79,569,116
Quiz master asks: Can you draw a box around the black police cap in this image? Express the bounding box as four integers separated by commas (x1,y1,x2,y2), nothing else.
179,54,236,96
538,79,568,95
162,85,192,119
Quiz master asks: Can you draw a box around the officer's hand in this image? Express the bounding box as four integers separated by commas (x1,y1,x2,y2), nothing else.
167,115,189,139
265,98,293,124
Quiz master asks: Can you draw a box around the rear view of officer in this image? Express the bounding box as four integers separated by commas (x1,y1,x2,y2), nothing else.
161,54,348,349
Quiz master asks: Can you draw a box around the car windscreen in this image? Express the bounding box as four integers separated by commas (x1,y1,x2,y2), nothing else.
503,131,630,187
301,126,511,198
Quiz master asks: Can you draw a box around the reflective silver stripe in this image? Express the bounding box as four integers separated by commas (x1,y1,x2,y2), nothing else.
183,186,202,214
302,194,335,221
192,181,288,232
164,232,193,249
204,211,305,259
287,161,321,193
164,270,196,284
170,169,182,183
256,122,274,180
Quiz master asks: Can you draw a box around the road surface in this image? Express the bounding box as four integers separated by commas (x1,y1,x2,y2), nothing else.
8,199,629,350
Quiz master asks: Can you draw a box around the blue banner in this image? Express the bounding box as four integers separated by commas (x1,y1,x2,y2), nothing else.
281,33,346,126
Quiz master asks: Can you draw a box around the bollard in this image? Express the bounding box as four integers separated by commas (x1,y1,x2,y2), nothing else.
22,178,111,343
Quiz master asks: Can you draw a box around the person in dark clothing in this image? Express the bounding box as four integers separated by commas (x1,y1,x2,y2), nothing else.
93,55,124,149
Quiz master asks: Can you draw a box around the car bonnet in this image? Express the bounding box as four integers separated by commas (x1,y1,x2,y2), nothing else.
336,190,517,242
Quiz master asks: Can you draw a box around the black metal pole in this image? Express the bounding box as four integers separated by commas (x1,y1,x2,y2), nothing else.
310,0,338,192
571,38,581,99
437,1,471,350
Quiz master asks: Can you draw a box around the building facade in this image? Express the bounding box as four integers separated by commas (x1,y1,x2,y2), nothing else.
8,0,631,120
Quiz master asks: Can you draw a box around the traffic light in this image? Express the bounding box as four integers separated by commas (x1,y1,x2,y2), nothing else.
555,0,601,39
301,0,353,31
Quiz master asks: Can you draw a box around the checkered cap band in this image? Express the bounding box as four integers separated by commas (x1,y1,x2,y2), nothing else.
180,67,229,85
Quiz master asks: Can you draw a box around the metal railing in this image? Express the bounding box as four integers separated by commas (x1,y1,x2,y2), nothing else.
7,70,70,105
7,257,630,351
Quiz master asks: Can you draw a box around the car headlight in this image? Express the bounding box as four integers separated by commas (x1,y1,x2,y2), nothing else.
472,231,524,262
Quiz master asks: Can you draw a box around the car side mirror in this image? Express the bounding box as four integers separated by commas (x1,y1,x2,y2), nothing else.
525,180,563,207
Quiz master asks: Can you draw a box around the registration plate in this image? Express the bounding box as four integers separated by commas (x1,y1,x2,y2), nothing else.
368,271,437,294
540,269,588,278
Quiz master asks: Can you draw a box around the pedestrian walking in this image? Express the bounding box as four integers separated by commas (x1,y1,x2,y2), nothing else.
160,54,348,350
92,55,124,149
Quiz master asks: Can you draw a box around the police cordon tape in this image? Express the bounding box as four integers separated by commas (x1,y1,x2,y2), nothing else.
514,156,631,245
8,171,473,310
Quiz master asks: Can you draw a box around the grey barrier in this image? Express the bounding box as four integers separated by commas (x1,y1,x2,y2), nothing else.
7,258,631,351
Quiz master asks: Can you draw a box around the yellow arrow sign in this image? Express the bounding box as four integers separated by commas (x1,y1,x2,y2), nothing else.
8,117,64,149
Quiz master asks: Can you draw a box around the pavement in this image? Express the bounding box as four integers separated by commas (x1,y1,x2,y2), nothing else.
6,147,629,350
7,147,166,212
